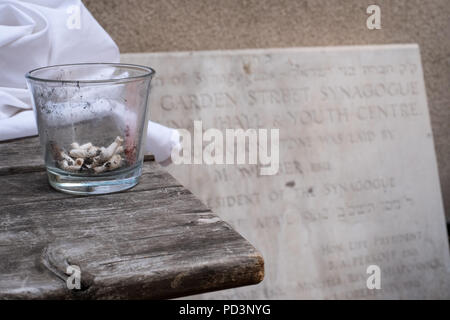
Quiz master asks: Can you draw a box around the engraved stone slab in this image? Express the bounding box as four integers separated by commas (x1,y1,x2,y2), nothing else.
121,45,450,299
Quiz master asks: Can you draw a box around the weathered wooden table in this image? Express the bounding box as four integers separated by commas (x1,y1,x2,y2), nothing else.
0,137,264,299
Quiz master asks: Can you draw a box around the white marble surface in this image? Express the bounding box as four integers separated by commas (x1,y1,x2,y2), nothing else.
122,45,450,299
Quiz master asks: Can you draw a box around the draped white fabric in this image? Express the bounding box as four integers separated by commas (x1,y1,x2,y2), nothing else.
0,0,178,162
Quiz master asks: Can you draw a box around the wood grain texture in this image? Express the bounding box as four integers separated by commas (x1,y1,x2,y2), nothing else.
0,138,264,299
0,136,44,175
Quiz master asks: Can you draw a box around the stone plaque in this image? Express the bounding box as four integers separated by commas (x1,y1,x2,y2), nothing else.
122,45,450,299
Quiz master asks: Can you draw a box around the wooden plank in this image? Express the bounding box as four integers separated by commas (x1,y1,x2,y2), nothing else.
0,138,264,299
0,162,180,205
0,136,44,175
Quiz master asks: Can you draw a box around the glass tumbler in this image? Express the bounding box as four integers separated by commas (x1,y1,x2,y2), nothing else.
26,63,154,195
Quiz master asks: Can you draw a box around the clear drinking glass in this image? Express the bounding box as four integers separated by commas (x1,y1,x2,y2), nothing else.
26,63,154,195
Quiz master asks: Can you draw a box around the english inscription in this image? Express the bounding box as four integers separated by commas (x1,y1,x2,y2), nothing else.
122,45,450,299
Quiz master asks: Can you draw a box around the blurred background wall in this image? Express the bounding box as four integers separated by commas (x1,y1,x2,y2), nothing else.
83,0,450,220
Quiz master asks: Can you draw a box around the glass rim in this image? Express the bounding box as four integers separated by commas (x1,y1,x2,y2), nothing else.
25,62,155,85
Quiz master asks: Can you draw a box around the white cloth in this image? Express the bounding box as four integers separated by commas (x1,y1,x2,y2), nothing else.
0,0,179,163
